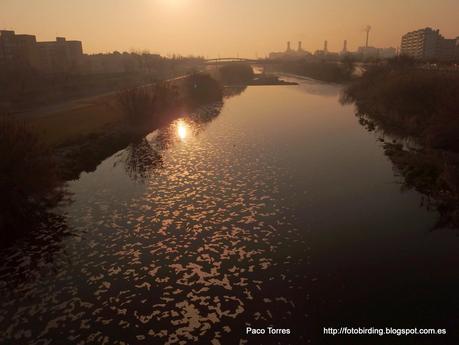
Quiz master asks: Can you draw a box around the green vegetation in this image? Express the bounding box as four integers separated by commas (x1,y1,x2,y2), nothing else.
0,116,62,245
343,57,459,228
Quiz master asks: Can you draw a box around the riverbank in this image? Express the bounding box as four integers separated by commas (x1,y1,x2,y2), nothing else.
248,74,298,86
0,72,224,246
55,73,223,180
210,62,297,86
25,75,191,147
266,59,355,83
343,59,459,228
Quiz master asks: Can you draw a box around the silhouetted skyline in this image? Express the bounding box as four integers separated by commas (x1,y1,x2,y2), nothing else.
1,0,459,57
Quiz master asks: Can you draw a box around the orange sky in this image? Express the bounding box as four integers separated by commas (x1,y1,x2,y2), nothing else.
1,0,458,58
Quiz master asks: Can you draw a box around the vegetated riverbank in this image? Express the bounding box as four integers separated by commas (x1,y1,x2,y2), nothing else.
0,72,224,246
343,57,459,228
211,62,297,86
216,63,255,85
266,58,355,83
56,73,223,180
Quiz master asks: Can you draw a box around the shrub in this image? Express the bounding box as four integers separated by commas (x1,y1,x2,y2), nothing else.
341,55,356,77
387,55,416,70
218,63,254,85
117,87,154,125
152,81,179,113
117,82,179,127
183,73,223,108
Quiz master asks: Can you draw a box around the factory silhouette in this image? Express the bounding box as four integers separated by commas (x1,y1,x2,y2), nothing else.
269,26,396,60
269,26,459,61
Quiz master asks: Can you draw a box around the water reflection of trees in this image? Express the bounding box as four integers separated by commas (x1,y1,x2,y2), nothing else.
189,101,224,124
0,212,69,289
124,139,164,182
122,101,225,182
349,107,459,231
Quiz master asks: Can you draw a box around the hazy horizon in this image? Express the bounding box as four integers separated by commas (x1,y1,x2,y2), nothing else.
1,0,459,58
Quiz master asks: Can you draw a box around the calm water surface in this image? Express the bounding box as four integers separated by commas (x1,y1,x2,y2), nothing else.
1,77,459,344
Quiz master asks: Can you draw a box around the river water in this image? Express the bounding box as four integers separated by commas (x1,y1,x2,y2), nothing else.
1,77,459,344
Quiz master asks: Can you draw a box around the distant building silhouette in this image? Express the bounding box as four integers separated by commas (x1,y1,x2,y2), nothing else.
357,46,396,59
270,37,396,61
269,41,311,59
0,30,39,69
313,40,340,59
0,30,83,73
36,37,83,73
401,27,459,61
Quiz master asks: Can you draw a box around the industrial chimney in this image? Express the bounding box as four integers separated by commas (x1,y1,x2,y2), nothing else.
364,25,371,48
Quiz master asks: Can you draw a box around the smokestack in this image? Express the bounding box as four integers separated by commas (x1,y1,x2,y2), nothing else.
286,41,291,52
298,41,303,51
343,40,348,52
365,25,371,48
324,40,328,53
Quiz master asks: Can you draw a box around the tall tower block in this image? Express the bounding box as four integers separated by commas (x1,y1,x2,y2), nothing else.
298,41,303,51
324,40,328,53
343,40,348,53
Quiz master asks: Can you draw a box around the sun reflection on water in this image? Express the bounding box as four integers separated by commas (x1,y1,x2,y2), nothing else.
176,119,189,140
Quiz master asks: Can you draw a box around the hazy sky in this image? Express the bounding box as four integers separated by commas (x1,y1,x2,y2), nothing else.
1,0,459,57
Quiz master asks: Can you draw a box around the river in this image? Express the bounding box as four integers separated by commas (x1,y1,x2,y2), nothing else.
1,77,459,344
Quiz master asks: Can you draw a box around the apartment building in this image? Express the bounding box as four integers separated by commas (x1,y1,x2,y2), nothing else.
401,27,459,61
0,30,83,73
